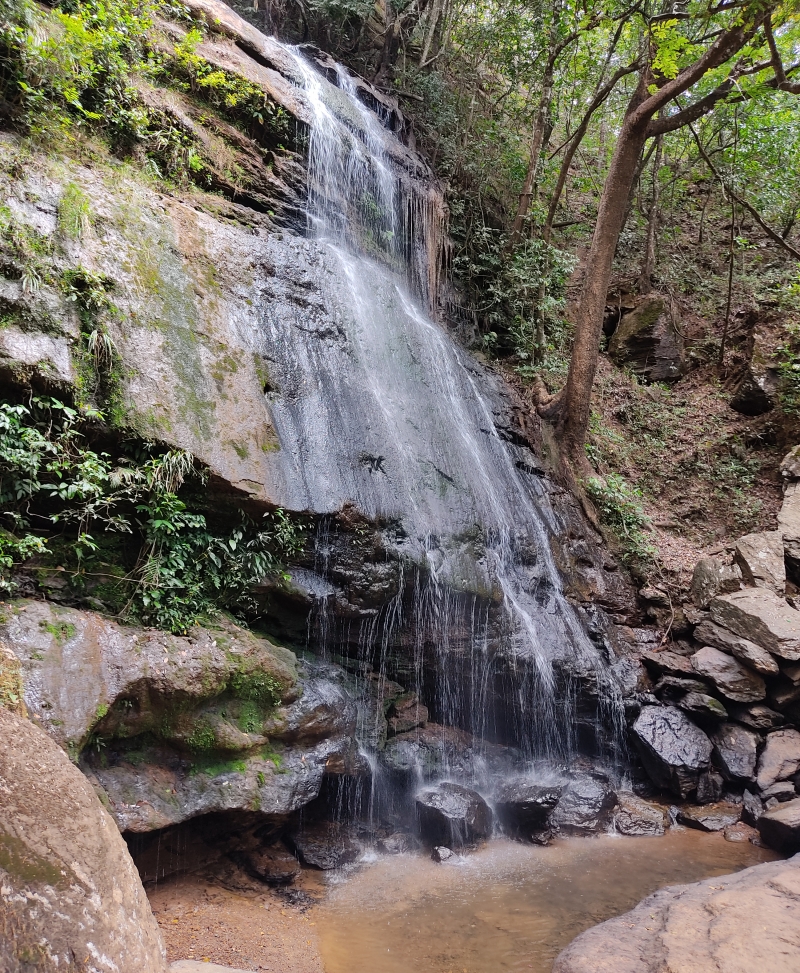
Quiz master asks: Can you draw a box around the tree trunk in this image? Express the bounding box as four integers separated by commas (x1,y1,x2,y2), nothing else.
551,78,652,467
508,67,554,247
638,133,663,293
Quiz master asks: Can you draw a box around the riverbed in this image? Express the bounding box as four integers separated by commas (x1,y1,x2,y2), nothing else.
150,830,776,972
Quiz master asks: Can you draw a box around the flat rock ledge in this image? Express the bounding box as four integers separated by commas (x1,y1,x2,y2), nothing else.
552,854,800,973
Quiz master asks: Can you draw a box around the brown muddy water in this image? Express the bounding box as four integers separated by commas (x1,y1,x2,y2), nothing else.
316,832,778,973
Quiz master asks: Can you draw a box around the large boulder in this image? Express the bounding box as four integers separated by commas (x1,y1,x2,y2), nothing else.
2,600,297,755
288,821,360,870
690,560,741,609
607,296,685,382
552,854,800,973
729,365,778,416
0,708,166,973
728,703,785,730
756,729,800,791
691,646,766,702
416,782,493,848
710,590,800,660
733,531,785,594
631,706,713,797
694,620,779,676
494,779,562,838
676,801,741,832
710,723,758,782
612,792,666,836
779,481,800,568
549,775,617,834
757,798,800,852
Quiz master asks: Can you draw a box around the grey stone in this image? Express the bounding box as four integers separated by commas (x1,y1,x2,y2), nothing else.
552,855,800,973
608,296,685,382
722,821,761,843
654,675,711,700
710,722,759,782
416,782,493,848
378,832,420,855
288,821,360,870
690,559,741,609
549,775,617,834
756,729,800,790
0,708,166,973
760,780,798,803
431,846,455,862
769,677,800,710
729,366,778,416
694,619,780,676
728,703,785,730
742,788,764,825
171,964,255,973
640,650,697,679
242,844,301,885
676,691,729,721
494,779,562,837
387,694,428,736
632,706,713,798
612,792,666,836
710,589,800,660
677,801,741,832
691,646,766,702
696,770,725,804
779,480,800,566
734,531,786,594
756,797,800,852
781,445,800,481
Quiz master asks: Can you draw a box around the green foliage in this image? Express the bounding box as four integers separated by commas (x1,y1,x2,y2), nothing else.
0,395,304,632
229,669,282,709
584,473,656,565
236,698,266,734
57,183,91,238
186,718,216,752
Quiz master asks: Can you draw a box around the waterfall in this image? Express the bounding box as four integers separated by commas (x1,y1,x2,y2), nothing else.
255,46,625,795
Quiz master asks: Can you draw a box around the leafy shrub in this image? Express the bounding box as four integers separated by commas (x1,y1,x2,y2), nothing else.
0,395,304,632
584,473,656,565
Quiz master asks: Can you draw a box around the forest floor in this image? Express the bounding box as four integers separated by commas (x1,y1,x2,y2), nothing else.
149,874,325,972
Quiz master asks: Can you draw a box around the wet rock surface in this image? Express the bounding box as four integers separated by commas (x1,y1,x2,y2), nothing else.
612,793,667,836
756,729,800,790
549,775,617,835
710,723,759,782
632,706,712,798
494,780,562,838
710,590,800,660
553,854,800,973
288,821,361,870
690,645,766,702
757,798,800,852
0,708,166,973
676,801,741,832
416,782,493,848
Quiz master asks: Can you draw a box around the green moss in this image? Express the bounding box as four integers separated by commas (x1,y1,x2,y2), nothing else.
236,698,265,733
229,669,282,709
0,647,25,714
94,702,109,722
186,718,216,752
38,619,77,644
189,755,248,777
231,440,250,459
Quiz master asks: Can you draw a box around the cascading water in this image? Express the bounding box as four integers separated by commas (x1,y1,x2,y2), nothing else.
253,45,626,817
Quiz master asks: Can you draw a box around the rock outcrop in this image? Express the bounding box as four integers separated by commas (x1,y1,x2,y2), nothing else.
631,706,712,798
607,296,685,382
416,782,493,848
0,707,166,973
553,854,800,973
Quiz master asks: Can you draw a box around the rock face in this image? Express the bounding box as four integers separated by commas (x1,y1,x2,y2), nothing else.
0,708,166,973
676,801,741,832
756,729,800,791
779,481,800,567
757,798,800,852
288,821,360,869
691,646,766,702
607,296,685,382
612,793,666,836
632,706,712,798
549,775,617,834
710,723,758,782
694,620,780,676
494,780,562,838
416,782,493,848
552,854,800,973
710,590,800,660
733,531,785,594
690,560,742,609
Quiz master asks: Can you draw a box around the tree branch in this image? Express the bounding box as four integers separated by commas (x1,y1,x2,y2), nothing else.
688,123,800,261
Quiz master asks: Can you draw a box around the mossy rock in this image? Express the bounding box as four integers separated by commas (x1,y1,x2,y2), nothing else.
608,296,685,383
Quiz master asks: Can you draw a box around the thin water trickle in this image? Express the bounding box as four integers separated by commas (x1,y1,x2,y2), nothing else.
262,46,625,784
